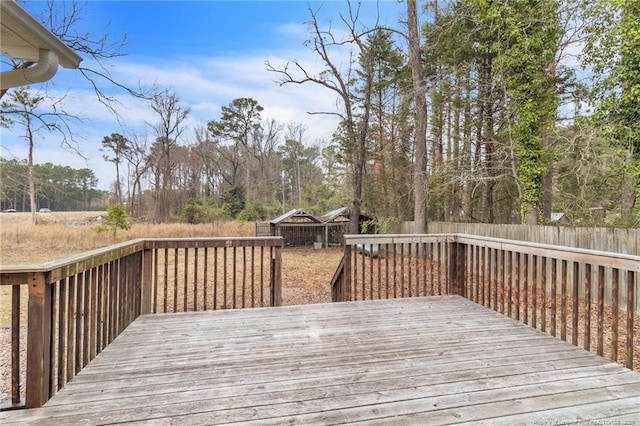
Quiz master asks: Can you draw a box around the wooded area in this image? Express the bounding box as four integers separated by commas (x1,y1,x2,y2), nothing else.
0,158,106,212
1,0,638,228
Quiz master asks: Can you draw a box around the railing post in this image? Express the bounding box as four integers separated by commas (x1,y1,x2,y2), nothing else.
343,244,352,301
271,243,282,306
140,248,153,314
11,284,20,405
25,271,51,408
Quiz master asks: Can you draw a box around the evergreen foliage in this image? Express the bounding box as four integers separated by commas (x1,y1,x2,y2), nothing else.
97,204,131,240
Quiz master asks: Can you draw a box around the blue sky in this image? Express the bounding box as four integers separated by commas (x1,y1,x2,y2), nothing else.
1,1,405,190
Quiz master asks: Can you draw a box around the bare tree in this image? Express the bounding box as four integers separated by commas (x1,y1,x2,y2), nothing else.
267,1,378,233
120,133,150,217
0,87,81,223
149,91,190,222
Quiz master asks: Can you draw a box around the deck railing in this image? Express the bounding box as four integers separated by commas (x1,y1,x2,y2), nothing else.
332,234,639,371
0,237,282,410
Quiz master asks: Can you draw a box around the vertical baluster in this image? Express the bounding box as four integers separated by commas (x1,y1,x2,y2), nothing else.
162,248,167,313
203,247,209,311
407,243,413,298
523,254,528,325
551,258,557,337
474,246,479,303
361,247,366,300
572,262,579,346
540,257,546,333
353,246,359,301
173,248,178,313
183,248,189,312
584,264,592,351
611,268,619,362
514,253,521,322
377,243,382,299
66,275,75,383
385,243,390,299
233,247,237,309
251,246,255,308
393,243,398,298
223,247,228,308
561,259,568,342
507,251,512,318
242,246,247,308
10,285,21,403
481,246,486,306
422,243,428,296
214,247,219,309
436,241,442,295
491,248,497,309
400,243,405,298
260,246,264,307
48,281,57,398
74,272,82,374
531,255,537,329
499,249,505,314
57,279,66,391
597,265,605,356
194,247,199,311
625,271,635,369
82,270,90,368
429,243,434,295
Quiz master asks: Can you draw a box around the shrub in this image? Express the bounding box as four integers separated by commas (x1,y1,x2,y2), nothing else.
237,201,268,222
96,204,131,241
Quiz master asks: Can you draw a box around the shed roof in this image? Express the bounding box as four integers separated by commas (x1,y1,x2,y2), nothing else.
270,208,323,225
320,207,376,223
321,207,349,222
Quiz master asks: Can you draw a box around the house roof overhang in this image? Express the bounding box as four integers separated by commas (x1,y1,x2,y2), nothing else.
1,0,82,90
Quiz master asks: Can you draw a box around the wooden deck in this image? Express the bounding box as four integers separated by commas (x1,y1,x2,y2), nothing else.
2,295,639,425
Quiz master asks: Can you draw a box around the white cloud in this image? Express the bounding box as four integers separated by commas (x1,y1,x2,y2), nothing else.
2,47,346,190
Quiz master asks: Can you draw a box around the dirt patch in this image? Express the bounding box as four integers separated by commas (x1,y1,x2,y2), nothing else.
281,247,343,305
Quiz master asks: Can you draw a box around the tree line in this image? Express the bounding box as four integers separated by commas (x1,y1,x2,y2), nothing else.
100,96,340,223
1,0,638,229
0,158,106,212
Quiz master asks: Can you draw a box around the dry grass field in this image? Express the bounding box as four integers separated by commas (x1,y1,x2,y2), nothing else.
0,211,343,306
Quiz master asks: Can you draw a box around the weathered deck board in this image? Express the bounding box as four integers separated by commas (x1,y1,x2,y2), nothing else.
1,295,639,425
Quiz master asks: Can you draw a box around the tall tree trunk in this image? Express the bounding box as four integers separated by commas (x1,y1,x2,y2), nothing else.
620,150,635,220
541,163,553,220
407,0,428,234
28,125,37,225
449,71,462,221
479,54,495,223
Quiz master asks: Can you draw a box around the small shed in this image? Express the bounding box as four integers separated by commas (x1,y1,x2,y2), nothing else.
270,208,324,247
320,207,377,247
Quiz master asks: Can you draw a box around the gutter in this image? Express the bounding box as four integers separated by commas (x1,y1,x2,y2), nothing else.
1,49,59,90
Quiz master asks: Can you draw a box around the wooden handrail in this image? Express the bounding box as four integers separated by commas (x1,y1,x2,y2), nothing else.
338,233,639,371
0,237,283,410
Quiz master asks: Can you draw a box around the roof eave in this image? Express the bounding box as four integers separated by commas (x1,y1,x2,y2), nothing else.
1,1,82,69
